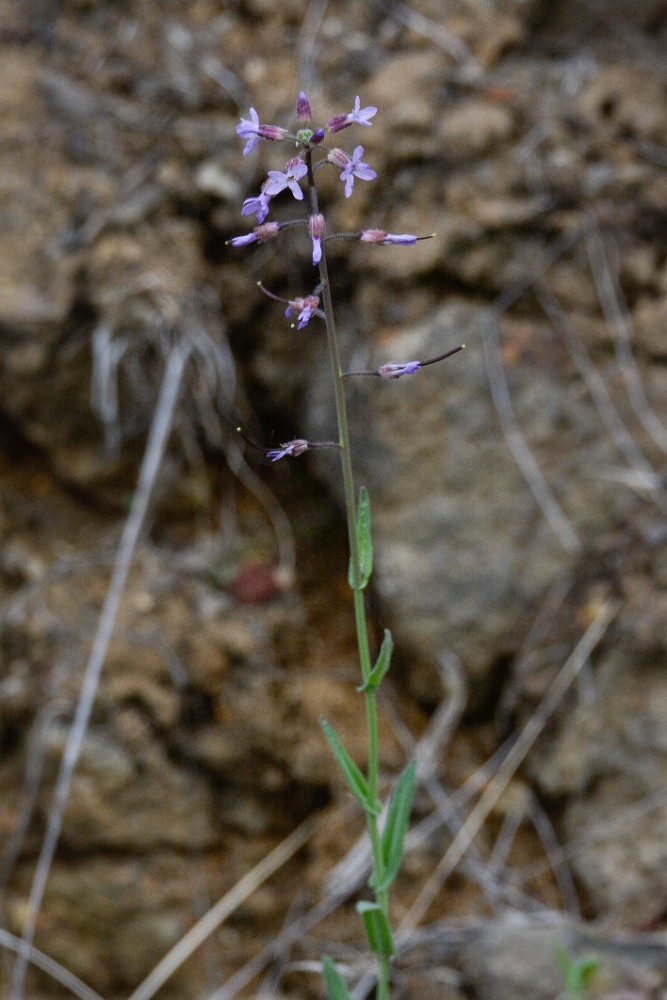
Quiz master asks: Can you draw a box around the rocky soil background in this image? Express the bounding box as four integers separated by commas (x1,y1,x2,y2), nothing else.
2,0,667,998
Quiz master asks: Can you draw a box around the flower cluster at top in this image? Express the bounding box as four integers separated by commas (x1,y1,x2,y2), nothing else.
236,94,377,217
228,92,426,262
229,92,461,461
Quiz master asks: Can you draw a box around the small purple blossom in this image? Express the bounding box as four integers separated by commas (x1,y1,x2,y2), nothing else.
376,361,422,379
227,222,281,247
348,95,378,126
360,229,418,245
241,187,272,224
310,128,325,144
264,157,308,200
285,294,320,329
267,438,310,461
328,146,376,198
309,214,325,264
257,282,321,329
327,96,377,133
227,232,258,248
236,108,261,155
236,110,288,156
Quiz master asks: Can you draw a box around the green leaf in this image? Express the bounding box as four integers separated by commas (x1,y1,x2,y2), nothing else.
348,487,373,590
358,629,393,692
320,718,378,814
378,760,416,891
555,948,601,1000
322,956,353,1000
356,901,394,956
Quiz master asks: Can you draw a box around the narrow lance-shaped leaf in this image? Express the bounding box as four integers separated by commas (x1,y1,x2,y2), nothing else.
357,629,393,693
320,718,380,815
322,956,353,1000
348,486,373,590
356,901,395,956
373,759,416,892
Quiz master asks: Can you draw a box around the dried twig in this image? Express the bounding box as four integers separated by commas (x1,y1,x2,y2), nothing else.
0,928,104,1000
370,0,483,80
397,598,619,933
585,221,667,456
482,309,580,553
127,816,319,1000
11,343,192,1000
536,280,667,512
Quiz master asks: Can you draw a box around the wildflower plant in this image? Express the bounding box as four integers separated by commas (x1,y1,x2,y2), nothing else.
229,92,463,1000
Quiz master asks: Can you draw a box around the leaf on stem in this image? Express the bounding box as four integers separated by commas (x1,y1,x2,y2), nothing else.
356,901,395,956
348,486,373,590
357,629,393,692
322,956,354,1000
320,718,380,815
371,760,416,892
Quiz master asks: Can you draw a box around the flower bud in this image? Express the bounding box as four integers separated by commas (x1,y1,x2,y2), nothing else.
327,147,350,170
254,222,282,242
257,124,288,142
226,221,282,248
296,91,312,122
360,230,419,245
376,361,421,379
267,439,310,461
308,214,326,265
326,113,349,133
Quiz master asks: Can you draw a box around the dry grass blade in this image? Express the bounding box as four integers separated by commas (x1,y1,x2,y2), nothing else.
527,793,581,915
517,786,667,887
398,598,619,934
200,895,354,1000
0,702,70,898
10,344,192,1000
482,310,580,553
127,816,318,1000
371,0,483,79
297,0,329,91
480,230,586,554
536,281,667,511
584,221,667,457
0,929,104,1000
413,653,467,785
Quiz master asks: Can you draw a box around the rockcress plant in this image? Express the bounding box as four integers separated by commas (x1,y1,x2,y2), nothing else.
229,91,463,1000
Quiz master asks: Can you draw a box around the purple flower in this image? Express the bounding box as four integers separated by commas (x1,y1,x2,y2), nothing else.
267,438,310,461
227,232,258,248
296,91,312,122
236,109,288,155
264,157,308,200
360,229,418,245
348,95,378,126
376,361,422,379
327,96,377,133
227,222,281,247
241,187,272,224
308,214,325,264
236,107,261,155
285,294,320,329
328,146,376,198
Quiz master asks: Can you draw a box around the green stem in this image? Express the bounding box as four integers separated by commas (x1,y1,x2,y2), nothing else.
306,149,391,1000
